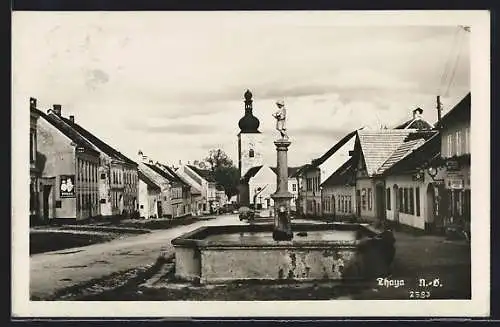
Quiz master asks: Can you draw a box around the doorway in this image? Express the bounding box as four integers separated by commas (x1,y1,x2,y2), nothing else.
356,190,361,217
375,185,386,220
393,185,399,224
426,184,436,232
42,185,53,221
157,201,163,218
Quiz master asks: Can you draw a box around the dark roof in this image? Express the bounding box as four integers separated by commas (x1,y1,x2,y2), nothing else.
33,108,100,156
187,165,216,182
138,170,161,191
395,118,434,130
293,163,316,177
320,158,355,187
241,165,263,183
144,163,180,183
60,116,137,166
310,129,359,168
270,166,301,178
437,93,471,129
158,163,190,187
381,132,441,176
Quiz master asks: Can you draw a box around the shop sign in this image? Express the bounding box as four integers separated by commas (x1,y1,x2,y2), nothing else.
445,159,460,171
60,175,76,198
448,177,464,190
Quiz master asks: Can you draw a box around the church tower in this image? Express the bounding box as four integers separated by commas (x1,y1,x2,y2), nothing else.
238,89,264,179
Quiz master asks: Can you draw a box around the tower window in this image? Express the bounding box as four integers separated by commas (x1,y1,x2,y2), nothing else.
249,149,255,157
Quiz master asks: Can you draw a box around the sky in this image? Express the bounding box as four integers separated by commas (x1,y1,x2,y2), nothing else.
13,12,471,167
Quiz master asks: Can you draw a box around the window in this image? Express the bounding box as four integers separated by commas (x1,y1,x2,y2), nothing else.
409,188,414,215
338,197,341,211
465,127,470,154
367,188,372,210
456,130,462,156
292,184,297,192
101,173,106,180
249,149,254,158
403,188,407,213
416,187,420,216
386,188,391,210
362,189,367,211
30,130,35,163
348,196,352,213
341,196,344,212
399,188,403,213
446,134,453,157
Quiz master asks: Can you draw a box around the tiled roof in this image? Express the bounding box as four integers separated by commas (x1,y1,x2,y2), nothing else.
60,116,137,166
144,163,181,184
377,138,426,174
138,170,161,191
33,108,100,156
169,169,202,195
138,163,170,187
357,130,413,176
241,165,263,183
381,133,441,176
159,164,191,187
321,157,354,187
187,165,216,182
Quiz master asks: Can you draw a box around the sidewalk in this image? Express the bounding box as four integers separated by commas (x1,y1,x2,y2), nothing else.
30,214,244,300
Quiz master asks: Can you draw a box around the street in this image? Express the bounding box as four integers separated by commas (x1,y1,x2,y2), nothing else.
30,214,244,300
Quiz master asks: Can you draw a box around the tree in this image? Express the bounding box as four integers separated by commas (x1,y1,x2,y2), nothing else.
204,149,239,199
205,149,233,171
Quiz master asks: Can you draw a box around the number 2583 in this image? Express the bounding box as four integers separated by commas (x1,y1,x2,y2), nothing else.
409,291,431,299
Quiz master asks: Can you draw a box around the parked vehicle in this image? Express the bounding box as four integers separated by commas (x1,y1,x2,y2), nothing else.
238,206,255,221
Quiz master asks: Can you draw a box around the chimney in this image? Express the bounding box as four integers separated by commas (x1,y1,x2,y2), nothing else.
69,115,75,123
29,97,37,109
412,107,423,119
149,159,154,164
53,104,62,116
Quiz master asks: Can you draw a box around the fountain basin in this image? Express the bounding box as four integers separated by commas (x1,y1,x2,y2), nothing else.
171,223,394,284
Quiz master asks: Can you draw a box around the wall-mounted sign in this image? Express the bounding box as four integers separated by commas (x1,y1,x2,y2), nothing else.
60,175,75,198
445,160,460,171
412,172,425,182
448,178,464,190
76,146,86,153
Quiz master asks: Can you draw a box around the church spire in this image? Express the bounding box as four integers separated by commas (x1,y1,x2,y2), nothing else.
238,89,260,133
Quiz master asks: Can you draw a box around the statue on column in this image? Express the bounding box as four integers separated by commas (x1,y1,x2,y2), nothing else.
272,100,288,139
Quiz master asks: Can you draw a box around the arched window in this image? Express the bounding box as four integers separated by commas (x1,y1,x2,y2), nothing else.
249,149,255,158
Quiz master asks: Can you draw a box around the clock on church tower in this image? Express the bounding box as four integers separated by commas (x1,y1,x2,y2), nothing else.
237,90,264,178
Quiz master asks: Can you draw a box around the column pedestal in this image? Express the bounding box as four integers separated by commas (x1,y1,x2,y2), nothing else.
271,139,293,241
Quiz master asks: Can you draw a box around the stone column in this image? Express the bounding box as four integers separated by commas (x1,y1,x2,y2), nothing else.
271,139,293,241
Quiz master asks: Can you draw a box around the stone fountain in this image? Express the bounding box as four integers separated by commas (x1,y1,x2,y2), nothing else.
171,93,395,285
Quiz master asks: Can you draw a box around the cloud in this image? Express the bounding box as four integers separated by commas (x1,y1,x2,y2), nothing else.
13,13,471,168
128,123,215,135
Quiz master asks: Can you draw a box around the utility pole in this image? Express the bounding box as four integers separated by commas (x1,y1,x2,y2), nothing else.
436,95,442,129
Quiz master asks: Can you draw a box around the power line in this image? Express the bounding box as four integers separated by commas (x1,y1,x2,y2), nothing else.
439,27,461,94
444,29,466,97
